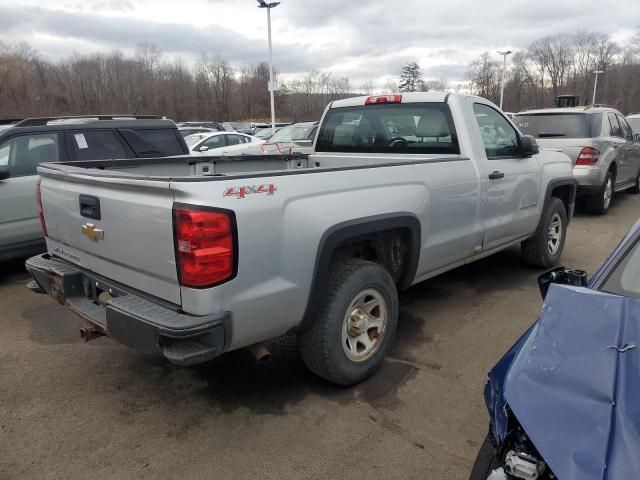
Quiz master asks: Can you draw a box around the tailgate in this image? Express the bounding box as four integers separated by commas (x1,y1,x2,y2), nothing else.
40,173,181,305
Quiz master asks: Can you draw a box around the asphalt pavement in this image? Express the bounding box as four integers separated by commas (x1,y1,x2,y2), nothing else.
1,194,638,480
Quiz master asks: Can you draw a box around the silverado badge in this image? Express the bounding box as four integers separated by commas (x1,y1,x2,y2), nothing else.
82,223,104,242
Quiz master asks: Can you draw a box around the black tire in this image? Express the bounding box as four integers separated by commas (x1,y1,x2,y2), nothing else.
585,171,614,214
627,170,640,194
468,433,498,480
521,197,567,268
298,259,399,386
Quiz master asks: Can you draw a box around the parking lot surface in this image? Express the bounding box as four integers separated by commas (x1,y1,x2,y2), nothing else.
2,194,639,480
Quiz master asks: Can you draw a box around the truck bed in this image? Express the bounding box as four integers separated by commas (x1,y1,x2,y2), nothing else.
40,152,464,181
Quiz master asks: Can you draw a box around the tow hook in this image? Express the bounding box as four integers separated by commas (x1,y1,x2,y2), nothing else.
80,324,105,342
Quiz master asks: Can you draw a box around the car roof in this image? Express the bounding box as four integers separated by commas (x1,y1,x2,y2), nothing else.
331,92,451,108
0,117,178,140
516,106,620,115
627,113,640,119
288,121,318,127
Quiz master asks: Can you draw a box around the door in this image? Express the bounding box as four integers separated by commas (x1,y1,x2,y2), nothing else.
471,102,542,251
616,114,640,184
0,132,62,248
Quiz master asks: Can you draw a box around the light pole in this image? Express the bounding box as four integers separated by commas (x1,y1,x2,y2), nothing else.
497,50,512,110
592,70,604,105
257,0,280,134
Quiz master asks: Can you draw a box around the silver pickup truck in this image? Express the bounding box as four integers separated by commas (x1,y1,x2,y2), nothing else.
26,92,577,386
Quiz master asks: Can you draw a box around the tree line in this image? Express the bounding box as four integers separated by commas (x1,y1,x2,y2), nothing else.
0,41,354,122
467,29,640,113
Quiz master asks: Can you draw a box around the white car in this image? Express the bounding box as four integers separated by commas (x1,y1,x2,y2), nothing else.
190,132,264,155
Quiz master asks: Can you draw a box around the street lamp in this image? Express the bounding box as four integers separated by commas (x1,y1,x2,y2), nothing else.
257,0,281,134
592,70,604,105
497,50,512,110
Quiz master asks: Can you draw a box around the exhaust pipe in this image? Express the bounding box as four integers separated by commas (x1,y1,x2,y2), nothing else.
248,343,271,362
80,324,105,342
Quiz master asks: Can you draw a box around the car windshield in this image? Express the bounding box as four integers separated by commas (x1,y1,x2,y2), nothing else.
270,125,313,143
515,113,601,138
627,117,640,134
254,128,278,139
602,235,640,299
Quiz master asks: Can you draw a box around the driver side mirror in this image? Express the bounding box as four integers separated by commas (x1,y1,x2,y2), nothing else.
520,135,539,157
198,146,209,152
538,267,588,300
0,165,9,181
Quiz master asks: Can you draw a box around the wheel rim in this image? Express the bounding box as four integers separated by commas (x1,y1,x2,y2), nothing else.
603,177,613,210
547,213,562,256
341,288,388,363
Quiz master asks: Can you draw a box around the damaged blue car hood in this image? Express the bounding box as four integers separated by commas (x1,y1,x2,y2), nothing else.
504,284,640,480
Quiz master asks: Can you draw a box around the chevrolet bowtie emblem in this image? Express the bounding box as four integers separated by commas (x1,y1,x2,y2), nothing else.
82,223,104,241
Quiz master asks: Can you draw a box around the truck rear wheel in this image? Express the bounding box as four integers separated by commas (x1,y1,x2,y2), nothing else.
298,259,398,386
521,197,567,268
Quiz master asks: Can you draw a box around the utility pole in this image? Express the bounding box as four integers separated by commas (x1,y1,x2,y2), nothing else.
257,0,281,133
497,50,512,110
592,70,604,105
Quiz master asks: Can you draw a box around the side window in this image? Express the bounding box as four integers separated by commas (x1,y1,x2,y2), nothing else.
608,113,622,137
617,115,634,141
120,129,184,157
71,130,128,161
226,135,244,146
473,103,519,158
4,133,60,176
203,135,225,149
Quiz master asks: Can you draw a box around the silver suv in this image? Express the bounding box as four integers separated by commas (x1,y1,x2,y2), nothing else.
515,107,640,214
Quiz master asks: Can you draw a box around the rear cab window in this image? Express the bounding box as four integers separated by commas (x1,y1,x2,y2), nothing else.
315,103,460,154
515,113,602,139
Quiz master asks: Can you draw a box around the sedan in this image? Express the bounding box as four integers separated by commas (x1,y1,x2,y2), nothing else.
471,218,640,480
190,132,264,155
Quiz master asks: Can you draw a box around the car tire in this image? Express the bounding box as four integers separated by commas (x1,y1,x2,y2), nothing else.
627,170,640,194
298,259,399,386
468,433,498,480
586,171,614,214
521,197,568,268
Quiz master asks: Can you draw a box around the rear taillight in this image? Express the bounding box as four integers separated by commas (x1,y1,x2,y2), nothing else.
365,94,402,105
35,179,47,236
576,147,600,165
173,205,236,288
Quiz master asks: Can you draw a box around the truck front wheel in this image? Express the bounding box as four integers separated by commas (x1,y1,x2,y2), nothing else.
521,197,567,268
298,259,399,386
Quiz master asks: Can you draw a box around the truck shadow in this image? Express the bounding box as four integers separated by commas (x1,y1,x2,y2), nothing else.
0,257,31,283
191,245,535,415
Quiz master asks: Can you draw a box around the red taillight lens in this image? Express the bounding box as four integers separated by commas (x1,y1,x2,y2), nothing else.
365,94,402,105
35,179,48,236
576,147,600,165
173,206,236,288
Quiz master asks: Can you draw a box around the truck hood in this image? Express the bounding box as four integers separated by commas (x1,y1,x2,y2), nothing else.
502,284,640,480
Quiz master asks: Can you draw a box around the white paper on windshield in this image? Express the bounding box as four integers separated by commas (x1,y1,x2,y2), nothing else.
74,133,88,150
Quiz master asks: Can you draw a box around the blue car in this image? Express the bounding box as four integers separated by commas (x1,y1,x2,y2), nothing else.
471,219,640,480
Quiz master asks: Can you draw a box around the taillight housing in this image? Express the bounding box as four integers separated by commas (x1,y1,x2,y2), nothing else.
576,147,600,165
35,179,48,236
365,94,402,105
173,205,237,288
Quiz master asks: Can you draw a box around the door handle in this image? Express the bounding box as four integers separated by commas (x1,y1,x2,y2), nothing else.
489,171,505,180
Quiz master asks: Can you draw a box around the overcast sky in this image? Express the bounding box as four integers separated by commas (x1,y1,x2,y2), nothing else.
1,0,639,89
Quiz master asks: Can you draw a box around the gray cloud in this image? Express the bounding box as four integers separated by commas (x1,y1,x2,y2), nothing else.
0,0,639,85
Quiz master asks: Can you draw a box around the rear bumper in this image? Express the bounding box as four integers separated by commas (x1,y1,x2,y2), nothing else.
25,254,230,366
573,164,605,191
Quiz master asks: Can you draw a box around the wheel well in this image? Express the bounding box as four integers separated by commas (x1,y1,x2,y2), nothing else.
550,184,574,215
331,228,414,286
609,162,617,180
